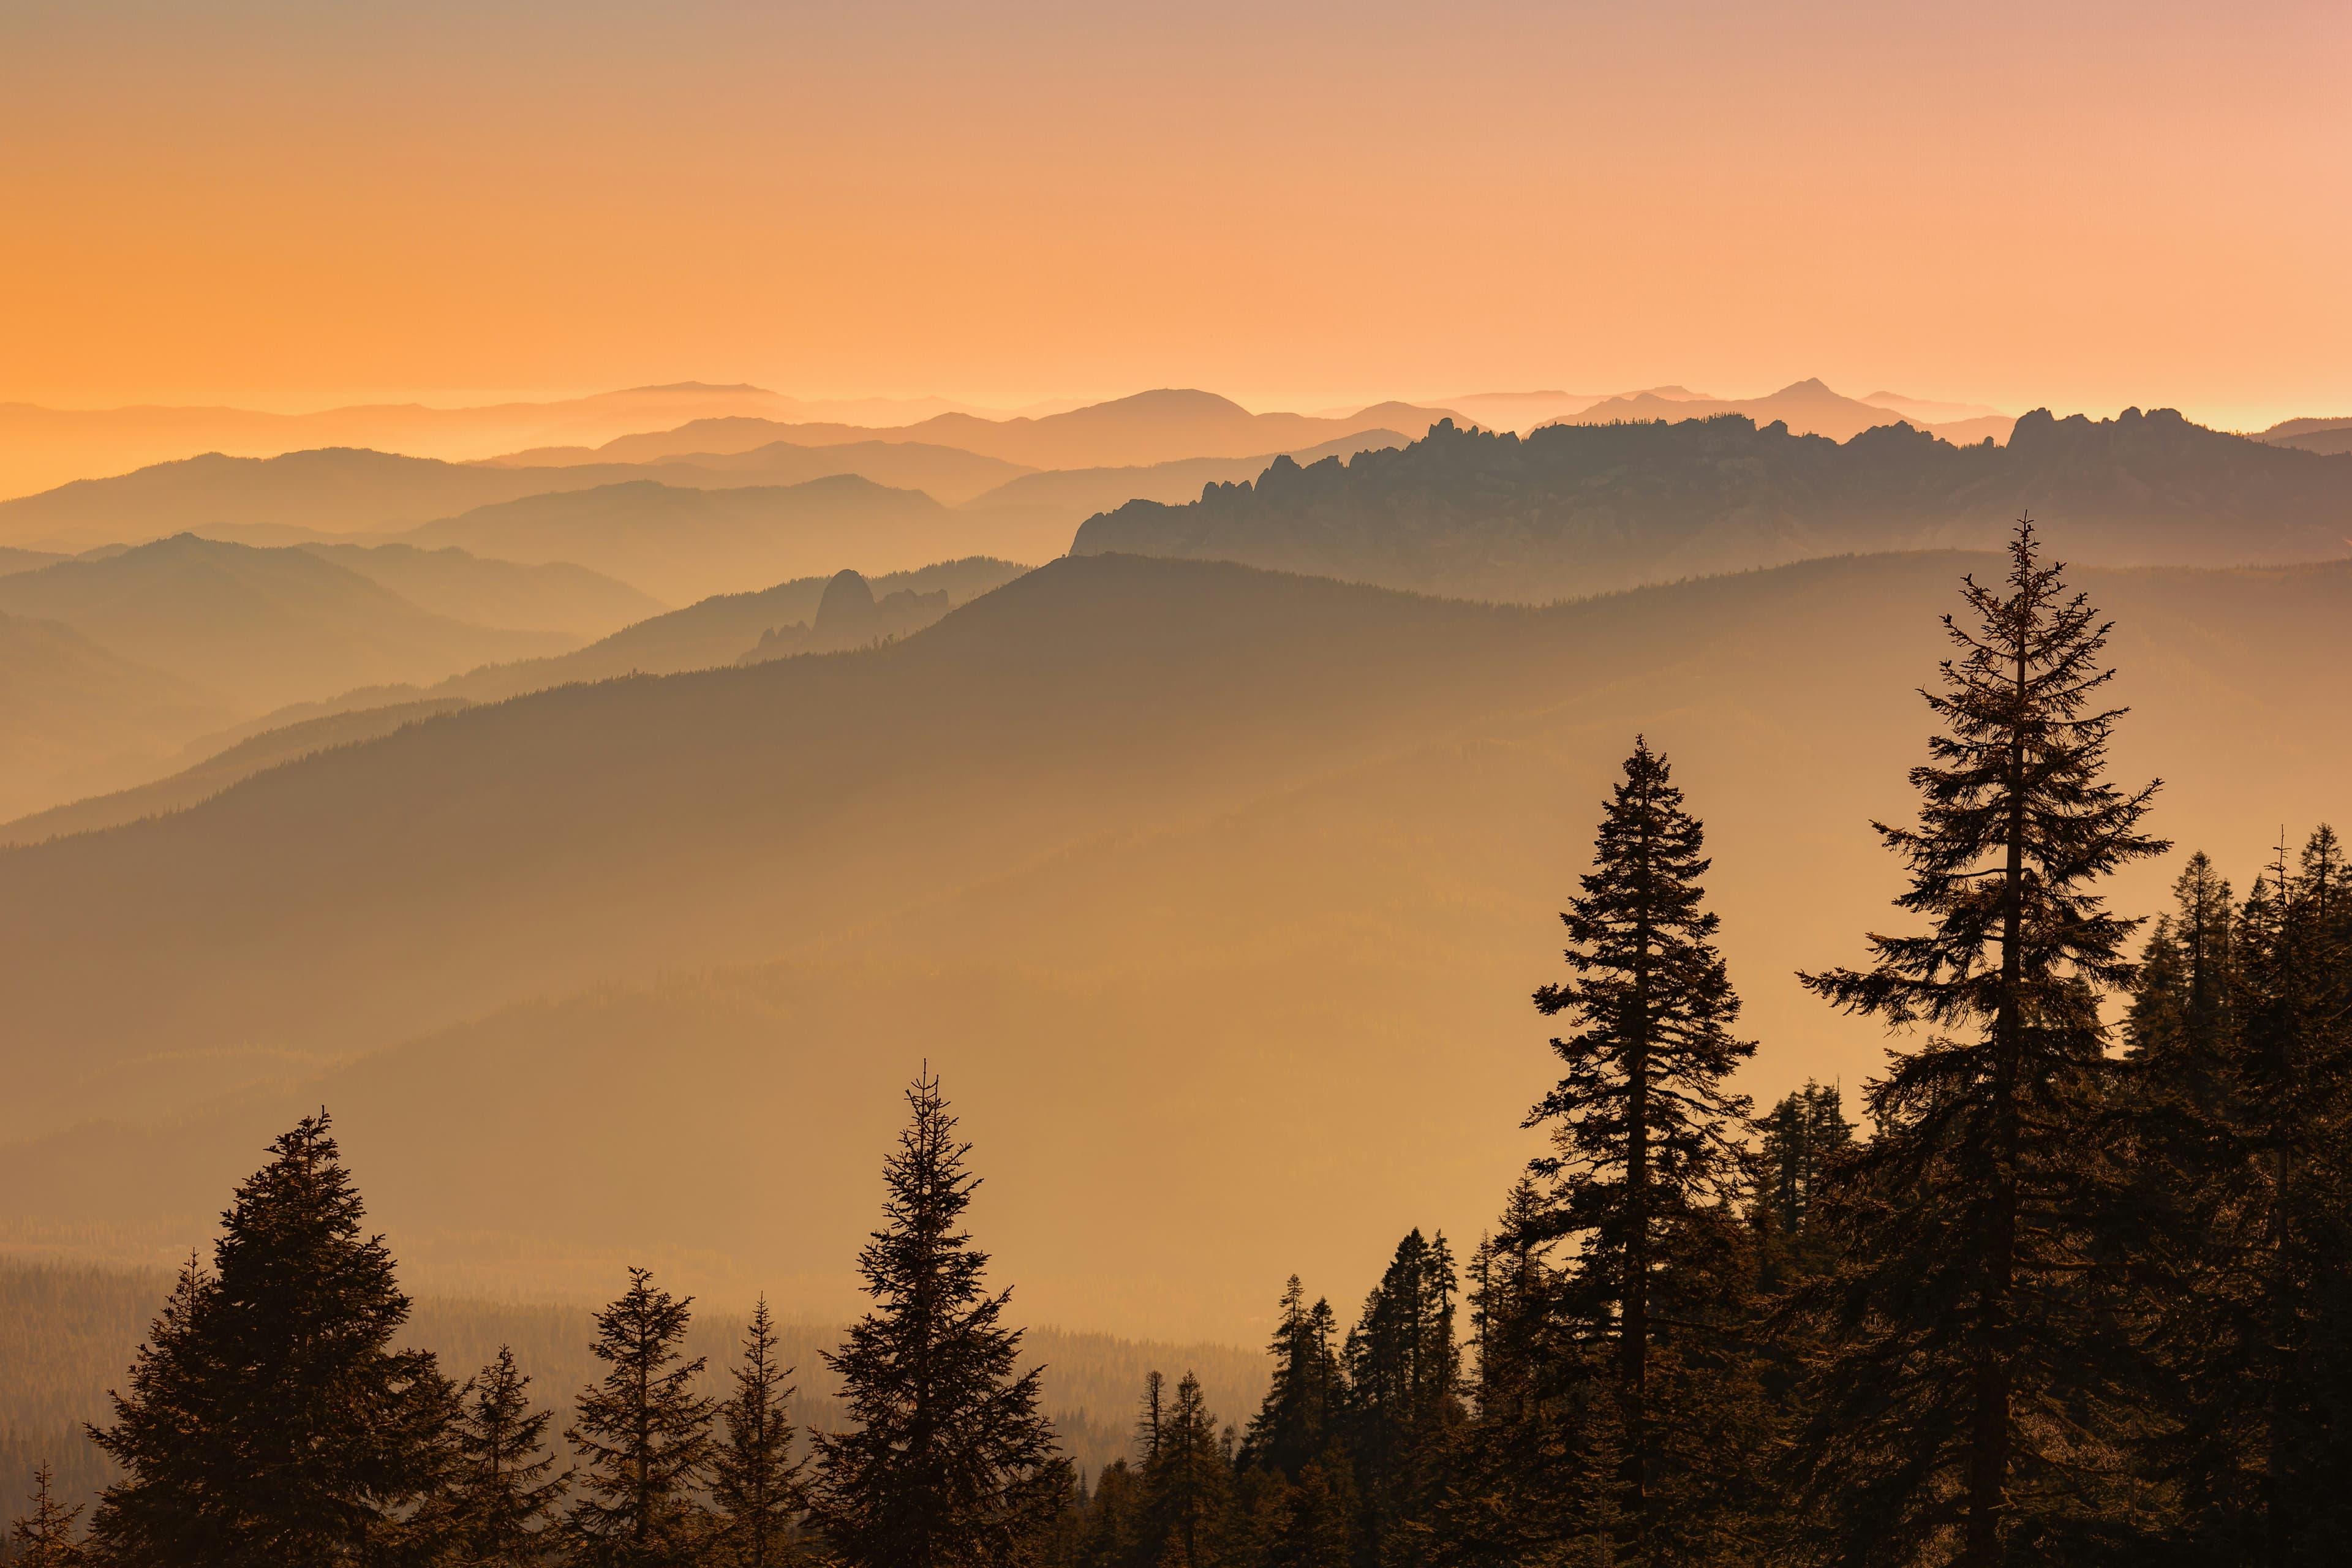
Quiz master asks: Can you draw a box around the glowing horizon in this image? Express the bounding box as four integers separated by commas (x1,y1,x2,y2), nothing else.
4,0,2348,431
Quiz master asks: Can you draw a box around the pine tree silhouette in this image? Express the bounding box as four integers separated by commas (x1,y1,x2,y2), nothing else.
1525,737,1756,1561
808,1070,1068,1567
84,1112,450,1567
710,1297,805,1568
9,1463,85,1567
1796,518,2168,1566
567,1267,715,1568
1141,1372,1229,1567
1237,1277,1340,1480
439,1346,567,1566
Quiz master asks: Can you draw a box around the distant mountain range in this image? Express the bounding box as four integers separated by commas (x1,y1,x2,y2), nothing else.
0,534,575,712
0,611,236,821
388,475,990,605
0,443,1038,553
296,542,664,637
949,429,1410,551
518,390,1458,472
0,383,1008,501
1073,407,2352,601
1545,377,2013,444
2256,415,2352,456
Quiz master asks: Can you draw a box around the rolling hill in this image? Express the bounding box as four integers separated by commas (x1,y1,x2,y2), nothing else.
951,429,1409,551
1,548,2346,1338
0,534,576,713
1547,377,2012,443
0,383,986,502
388,475,1029,603
0,611,239,822
484,438,1035,505
0,440,1036,554
296,541,666,637
568,390,1458,472
0,698,475,846
1072,409,2352,601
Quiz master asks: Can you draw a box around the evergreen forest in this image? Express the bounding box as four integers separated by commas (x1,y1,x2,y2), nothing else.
10,519,2350,1568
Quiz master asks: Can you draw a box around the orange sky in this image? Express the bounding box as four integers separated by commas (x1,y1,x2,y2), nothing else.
4,1,2347,428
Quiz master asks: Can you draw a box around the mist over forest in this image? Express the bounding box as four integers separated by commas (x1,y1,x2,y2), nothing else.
5,360,2350,1564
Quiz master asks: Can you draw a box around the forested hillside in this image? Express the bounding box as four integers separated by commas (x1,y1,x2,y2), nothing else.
1074,409,2352,600
2,546,2346,1344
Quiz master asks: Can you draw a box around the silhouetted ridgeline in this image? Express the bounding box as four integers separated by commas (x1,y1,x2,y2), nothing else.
1073,409,2352,600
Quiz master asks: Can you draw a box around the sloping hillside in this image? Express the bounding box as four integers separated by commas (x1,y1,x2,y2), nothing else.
582,390,1456,471
0,698,473,846
298,541,666,636
0,448,619,551
1,550,2346,1336
1074,409,2352,600
1550,377,2010,443
391,476,1008,603
954,430,1408,550
0,535,575,712
0,611,238,821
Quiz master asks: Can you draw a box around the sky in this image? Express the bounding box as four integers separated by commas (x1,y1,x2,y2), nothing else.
4,0,2348,427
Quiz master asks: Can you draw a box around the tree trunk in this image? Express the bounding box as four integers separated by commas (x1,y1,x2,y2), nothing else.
1966,609,2030,1567
1623,796,1654,1561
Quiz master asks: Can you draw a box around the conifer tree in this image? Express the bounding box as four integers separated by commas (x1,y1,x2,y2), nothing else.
567,1268,715,1568
9,1464,85,1568
709,1298,804,1568
1071,1461,1144,1568
808,1071,1068,1567
1140,1373,1230,1568
1237,1279,1340,1480
440,1346,567,1566
84,1112,451,1568
2148,830,2352,1563
1339,1230,1462,1565
1259,1456,1355,1568
1425,1185,1618,1567
1757,1081,1853,1239
1795,518,2167,1566
1525,737,1756,1561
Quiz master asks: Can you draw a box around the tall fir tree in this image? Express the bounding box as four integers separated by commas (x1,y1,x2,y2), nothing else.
84,1112,451,1568
438,1346,567,1566
1140,1373,1230,1568
808,1071,1068,1567
1795,518,2168,1567
9,1464,85,1568
567,1268,715,1568
709,1298,805,1568
1236,1279,1340,1481
1525,737,1757,1562
1340,1229,1461,1566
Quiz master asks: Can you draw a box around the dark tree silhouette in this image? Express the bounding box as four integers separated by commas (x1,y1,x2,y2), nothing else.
2138,831,2352,1564
9,1463,85,1568
1797,518,2167,1567
709,1297,805,1568
1526,737,1755,1561
808,1071,1067,1567
1141,1372,1230,1568
567,1268,715,1568
1237,1277,1340,1481
84,1112,450,1568
440,1346,567,1566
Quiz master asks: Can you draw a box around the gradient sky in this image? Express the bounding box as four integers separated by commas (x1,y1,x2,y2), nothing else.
4,0,2347,426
